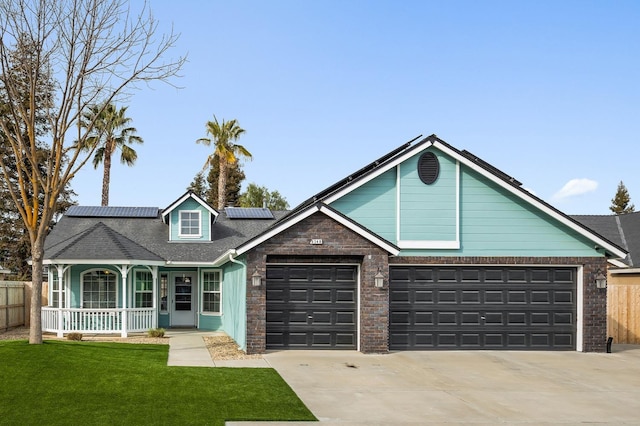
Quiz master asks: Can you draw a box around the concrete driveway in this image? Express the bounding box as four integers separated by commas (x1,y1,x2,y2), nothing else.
258,345,640,425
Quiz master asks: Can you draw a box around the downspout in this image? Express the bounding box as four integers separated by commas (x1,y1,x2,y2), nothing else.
228,252,245,267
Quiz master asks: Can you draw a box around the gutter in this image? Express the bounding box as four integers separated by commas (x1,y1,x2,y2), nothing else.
210,249,239,267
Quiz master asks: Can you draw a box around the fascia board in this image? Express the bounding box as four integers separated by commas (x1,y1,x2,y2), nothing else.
608,259,628,268
609,267,640,275
432,141,628,260
162,192,219,222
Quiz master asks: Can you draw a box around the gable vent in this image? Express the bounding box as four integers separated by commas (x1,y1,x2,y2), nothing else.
417,152,439,185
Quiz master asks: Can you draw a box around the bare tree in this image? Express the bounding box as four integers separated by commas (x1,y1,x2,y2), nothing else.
0,0,185,344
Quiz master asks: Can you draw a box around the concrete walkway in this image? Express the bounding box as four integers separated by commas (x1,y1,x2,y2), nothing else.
165,329,269,367
229,345,640,425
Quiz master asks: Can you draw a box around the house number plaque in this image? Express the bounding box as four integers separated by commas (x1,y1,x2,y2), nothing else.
310,239,323,245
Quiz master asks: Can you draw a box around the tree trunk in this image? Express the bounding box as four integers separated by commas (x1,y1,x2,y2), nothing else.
218,158,228,210
102,139,113,206
29,238,44,344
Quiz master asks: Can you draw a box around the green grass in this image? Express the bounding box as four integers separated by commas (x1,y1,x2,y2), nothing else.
0,340,316,425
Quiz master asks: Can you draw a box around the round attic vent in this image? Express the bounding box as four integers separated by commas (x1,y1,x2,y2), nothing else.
417,152,439,185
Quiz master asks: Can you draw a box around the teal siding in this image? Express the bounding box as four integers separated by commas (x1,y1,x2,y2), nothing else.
198,312,223,330
196,262,247,349
221,259,247,350
399,149,457,241
399,165,598,257
169,198,211,241
158,315,170,328
331,144,600,258
330,169,397,241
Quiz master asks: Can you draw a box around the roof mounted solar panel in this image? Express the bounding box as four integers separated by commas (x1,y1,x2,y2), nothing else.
66,206,159,218
224,207,274,219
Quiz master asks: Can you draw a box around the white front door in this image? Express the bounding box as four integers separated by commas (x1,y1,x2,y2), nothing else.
171,273,196,327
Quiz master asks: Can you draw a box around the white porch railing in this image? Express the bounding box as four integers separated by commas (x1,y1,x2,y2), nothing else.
42,307,155,334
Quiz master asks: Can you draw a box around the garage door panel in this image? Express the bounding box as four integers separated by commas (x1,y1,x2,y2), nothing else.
312,289,331,302
390,266,576,350
438,291,457,303
415,290,434,303
336,311,356,325
266,265,357,350
336,289,356,303
462,312,482,325
462,291,480,303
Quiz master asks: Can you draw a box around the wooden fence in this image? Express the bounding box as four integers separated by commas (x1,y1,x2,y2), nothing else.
607,274,640,344
0,282,25,331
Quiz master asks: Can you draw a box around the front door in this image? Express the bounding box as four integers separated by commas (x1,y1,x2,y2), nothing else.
171,273,196,327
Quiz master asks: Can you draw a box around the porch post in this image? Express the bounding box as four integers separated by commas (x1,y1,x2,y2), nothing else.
151,266,158,329
120,266,131,337
56,264,65,338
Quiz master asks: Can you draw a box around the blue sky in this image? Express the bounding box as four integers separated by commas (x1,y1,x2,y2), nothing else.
71,0,640,215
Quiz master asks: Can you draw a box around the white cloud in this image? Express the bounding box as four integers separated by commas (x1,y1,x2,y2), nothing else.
552,178,598,201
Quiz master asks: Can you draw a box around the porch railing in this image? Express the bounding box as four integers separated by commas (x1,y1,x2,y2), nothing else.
42,307,155,334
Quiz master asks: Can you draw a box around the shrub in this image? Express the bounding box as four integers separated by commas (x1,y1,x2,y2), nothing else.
148,328,165,338
66,332,83,341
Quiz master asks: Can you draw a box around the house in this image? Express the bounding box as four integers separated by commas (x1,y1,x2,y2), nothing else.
572,212,640,344
42,134,627,352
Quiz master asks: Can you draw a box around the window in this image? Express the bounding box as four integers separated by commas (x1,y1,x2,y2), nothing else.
49,269,65,308
134,270,153,308
82,270,117,309
179,210,201,237
201,270,221,314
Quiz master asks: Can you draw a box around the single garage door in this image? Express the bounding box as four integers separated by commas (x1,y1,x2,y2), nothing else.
266,265,357,349
389,266,576,350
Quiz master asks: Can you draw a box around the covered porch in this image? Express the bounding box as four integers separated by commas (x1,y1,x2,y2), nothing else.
43,261,163,337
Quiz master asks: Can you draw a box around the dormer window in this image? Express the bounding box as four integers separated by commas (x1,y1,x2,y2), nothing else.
179,210,201,237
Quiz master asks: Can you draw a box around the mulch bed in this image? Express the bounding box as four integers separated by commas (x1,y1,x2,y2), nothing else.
1,326,261,361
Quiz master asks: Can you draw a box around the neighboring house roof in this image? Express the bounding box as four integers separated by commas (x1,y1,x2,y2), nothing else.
44,206,287,266
287,134,626,259
572,212,640,267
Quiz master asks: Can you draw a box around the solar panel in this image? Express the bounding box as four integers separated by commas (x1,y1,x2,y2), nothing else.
66,206,159,218
224,207,274,219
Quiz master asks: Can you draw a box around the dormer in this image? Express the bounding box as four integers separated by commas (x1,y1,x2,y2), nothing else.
161,192,219,242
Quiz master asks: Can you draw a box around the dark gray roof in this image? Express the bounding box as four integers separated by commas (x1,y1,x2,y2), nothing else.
44,208,287,264
572,212,640,267
45,222,164,262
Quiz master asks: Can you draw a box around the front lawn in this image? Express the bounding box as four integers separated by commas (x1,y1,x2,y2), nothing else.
0,340,315,425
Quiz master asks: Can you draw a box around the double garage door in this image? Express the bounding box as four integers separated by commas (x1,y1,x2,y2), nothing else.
266,264,576,351
390,266,577,350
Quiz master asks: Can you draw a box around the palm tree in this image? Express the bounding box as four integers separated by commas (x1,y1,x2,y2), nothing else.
81,103,143,206
196,116,251,210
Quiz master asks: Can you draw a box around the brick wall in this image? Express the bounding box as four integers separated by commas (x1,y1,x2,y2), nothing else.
244,212,389,354
391,256,609,352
